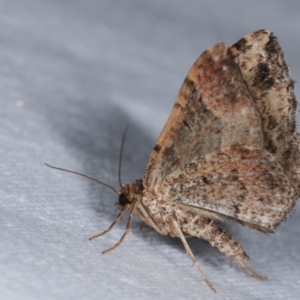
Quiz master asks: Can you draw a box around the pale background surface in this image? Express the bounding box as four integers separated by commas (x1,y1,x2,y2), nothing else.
1,1,300,299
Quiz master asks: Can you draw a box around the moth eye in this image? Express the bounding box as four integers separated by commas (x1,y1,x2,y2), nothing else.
118,194,130,206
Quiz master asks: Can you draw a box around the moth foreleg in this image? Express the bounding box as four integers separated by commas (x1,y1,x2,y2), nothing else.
89,204,129,241
102,202,137,254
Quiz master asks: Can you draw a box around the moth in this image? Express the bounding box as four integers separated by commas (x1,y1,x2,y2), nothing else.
47,29,300,292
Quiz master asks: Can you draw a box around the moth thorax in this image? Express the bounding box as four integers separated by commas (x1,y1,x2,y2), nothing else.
118,179,143,206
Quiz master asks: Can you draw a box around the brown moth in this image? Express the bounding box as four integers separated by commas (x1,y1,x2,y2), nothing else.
47,29,300,292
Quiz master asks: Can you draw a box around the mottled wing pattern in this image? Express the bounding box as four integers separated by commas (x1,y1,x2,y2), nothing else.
144,43,263,189
143,32,299,232
160,146,296,232
231,29,300,192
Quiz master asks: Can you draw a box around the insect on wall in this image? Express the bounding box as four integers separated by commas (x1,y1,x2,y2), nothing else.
47,29,300,292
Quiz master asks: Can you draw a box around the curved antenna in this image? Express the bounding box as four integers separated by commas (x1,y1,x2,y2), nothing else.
45,163,119,194
118,125,129,187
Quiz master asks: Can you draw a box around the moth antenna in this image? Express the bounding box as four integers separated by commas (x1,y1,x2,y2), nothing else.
118,125,129,187
45,163,119,194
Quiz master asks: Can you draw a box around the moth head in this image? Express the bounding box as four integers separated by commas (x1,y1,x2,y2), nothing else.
118,180,143,208
118,192,131,206
118,184,133,207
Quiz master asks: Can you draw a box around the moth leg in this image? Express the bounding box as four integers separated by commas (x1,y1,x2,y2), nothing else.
182,232,192,238
89,204,130,240
180,215,266,280
102,202,137,254
169,212,216,293
239,261,267,280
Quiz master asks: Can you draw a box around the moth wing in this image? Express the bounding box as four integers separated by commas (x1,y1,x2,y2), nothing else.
159,146,297,232
231,29,300,191
144,43,263,189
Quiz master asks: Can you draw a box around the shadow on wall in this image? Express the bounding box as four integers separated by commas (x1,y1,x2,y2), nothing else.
45,99,154,212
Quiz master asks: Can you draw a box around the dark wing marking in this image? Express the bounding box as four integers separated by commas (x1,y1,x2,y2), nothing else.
231,29,300,193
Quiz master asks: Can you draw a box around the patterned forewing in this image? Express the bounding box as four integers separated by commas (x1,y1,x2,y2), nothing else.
231,29,300,192
158,146,297,232
144,44,263,189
